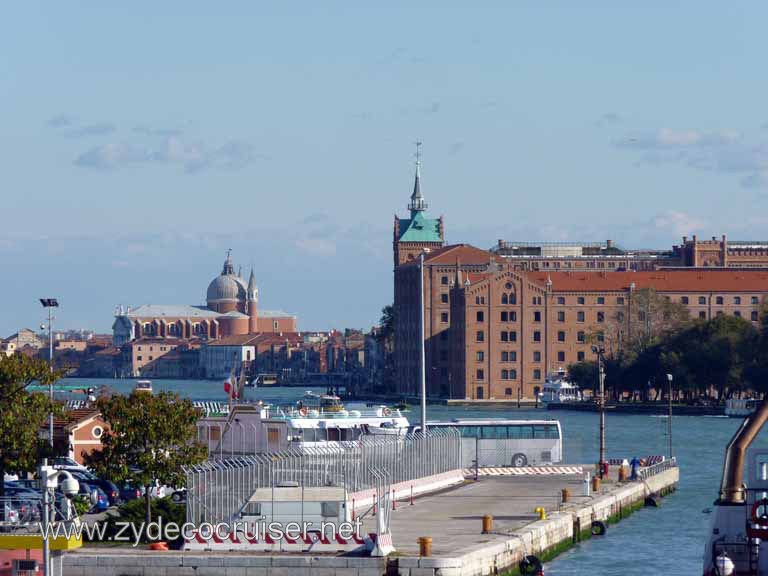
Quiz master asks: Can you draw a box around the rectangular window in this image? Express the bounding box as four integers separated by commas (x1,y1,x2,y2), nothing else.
510,351,517,362
597,312,605,323
753,296,759,304
441,276,449,285
441,293,449,304
476,369,485,381
533,331,541,342
505,387,513,396
501,351,508,362
137,356,143,361
577,297,585,305
735,311,741,318
510,331,517,342
476,331,485,342
681,296,689,305
597,297,605,304
534,311,541,322
510,368,518,379
501,331,508,342
533,351,541,362
577,331,585,342
699,311,706,319
557,331,565,342
508,425,533,440
557,351,565,362
510,311,517,322
533,369,542,380
557,296,565,305
716,296,724,305
734,296,741,305
699,296,707,305
616,297,625,305
441,312,449,323
577,351,585,361
501,311,508,322
476,351,484,362
557,311,565,322
476,311,484,322
577,311,585,322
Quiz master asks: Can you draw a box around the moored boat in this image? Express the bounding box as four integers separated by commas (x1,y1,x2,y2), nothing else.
539,369,580,405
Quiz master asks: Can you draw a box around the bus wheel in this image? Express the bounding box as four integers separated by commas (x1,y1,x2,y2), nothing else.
512,453,528,467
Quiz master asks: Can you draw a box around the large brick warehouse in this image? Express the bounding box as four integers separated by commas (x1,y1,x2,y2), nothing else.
392,163,768,402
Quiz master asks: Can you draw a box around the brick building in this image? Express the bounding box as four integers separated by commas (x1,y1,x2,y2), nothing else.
112,252,297,346
391,164,768,402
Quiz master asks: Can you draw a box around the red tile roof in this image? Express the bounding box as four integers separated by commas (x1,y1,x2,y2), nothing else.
527,270,768,293
401,244,496,267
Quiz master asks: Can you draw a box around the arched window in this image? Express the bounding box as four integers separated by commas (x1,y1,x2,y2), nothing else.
143,323,154,335
509,293,517,305
501,293,508,305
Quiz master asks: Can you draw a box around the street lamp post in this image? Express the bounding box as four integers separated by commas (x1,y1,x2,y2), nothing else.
666,373,674,459
40,298,59,449
592,346,606,478
418,251,427,434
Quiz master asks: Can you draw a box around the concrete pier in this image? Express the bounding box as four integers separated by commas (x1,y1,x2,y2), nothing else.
62,463,678,576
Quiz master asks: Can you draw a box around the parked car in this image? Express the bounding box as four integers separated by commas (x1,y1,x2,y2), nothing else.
119,483,142,502
53,457,89,473
79,479,120,506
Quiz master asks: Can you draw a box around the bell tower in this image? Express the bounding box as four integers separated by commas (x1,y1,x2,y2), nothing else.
247,268,259,333
393,142,444,268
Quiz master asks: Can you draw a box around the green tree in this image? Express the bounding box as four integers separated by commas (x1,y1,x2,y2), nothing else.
0,354,62,496
567,361,598,396
85,391,207,526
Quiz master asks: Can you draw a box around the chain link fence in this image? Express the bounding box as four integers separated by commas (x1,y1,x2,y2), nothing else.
184,428,461,525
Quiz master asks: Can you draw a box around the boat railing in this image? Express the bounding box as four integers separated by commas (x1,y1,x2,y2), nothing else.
638,456,678,481
270,407,404,420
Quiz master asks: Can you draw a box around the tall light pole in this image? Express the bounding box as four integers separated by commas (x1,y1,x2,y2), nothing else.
592,346,606,477
419,251,427,433
666,373,673,459
40,298,59,449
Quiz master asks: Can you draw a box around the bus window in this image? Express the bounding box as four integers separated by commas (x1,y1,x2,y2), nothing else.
461,426,479,438
545,424,560,439
508,425,533,439
481,426,507,439
533,425,548,438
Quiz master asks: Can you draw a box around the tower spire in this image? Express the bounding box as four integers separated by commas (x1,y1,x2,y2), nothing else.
222,249,235,275
408,141,427,215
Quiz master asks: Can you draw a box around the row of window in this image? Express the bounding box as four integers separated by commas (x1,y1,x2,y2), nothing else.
456,424,559,439
681,295,760,305
477,368,544,381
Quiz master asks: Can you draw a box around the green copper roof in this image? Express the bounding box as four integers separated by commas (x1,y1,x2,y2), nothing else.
398,211,442,242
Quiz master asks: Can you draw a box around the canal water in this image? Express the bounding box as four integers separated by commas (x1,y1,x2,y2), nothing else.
65,377,768,575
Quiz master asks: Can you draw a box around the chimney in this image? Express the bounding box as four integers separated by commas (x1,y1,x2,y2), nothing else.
682,236,688,243
606,239,613,249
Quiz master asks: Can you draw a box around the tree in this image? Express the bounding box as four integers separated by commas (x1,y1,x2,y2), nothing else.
376,305,395,353
0,354,62,496
86,391,207,526
603,288,691,359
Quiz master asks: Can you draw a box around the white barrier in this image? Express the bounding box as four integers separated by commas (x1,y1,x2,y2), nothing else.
349,469,465,512
466,466,584,477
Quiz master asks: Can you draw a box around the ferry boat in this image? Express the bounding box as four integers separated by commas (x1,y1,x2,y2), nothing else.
197,399,409,455
539,369,580,405
247,373,279,387
134,379,153,394
725,397,759,417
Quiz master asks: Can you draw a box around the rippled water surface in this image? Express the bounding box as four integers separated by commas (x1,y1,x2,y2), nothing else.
66,378,766,575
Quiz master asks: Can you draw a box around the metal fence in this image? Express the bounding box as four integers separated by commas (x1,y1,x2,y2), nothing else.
184,428,461,525
638,456,678,481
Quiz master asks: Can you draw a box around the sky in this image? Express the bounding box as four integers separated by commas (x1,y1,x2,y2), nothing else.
2,2,768,336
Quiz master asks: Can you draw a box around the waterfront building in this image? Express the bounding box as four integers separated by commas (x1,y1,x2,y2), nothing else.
112,252,297,346
47,408,108,464
391,168,768,402
491,235,768,271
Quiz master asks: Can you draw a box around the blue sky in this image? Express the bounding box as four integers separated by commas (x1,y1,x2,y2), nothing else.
2,2,768,335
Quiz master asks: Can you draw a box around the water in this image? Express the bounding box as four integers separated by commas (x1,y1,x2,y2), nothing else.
65,377,768,574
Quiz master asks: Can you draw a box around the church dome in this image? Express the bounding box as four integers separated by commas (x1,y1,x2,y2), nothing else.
206,252,248,303
206,274,247,302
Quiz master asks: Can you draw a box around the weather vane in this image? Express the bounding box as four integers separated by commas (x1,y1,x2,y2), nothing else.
414,140,422,165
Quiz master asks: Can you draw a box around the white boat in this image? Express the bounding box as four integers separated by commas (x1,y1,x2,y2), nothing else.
725,397,758,417
134,379,153,394
539,369,580,405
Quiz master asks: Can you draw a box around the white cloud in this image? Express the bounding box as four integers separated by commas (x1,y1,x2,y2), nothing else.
650,210,705,237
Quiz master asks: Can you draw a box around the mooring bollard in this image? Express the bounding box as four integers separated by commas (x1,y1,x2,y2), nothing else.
410,485,414,506
418,536,433,557
482,514,493,534
535,507,546,520
583,472,591,497
592,475,601,493
561,488,571,503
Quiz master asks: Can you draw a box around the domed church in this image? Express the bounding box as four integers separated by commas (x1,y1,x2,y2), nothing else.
112,252,297,346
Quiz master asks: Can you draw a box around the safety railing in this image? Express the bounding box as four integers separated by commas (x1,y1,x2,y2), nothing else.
184,427,461,525
638,456,678,481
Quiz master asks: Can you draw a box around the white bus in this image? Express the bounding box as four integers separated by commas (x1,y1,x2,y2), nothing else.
420,419,563,468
